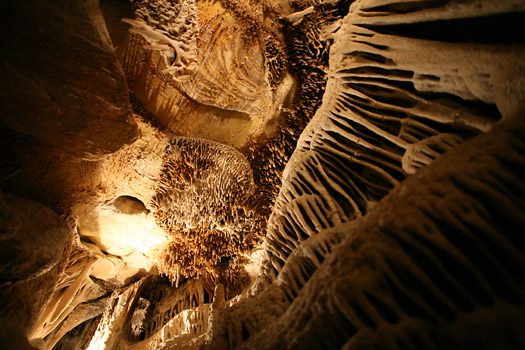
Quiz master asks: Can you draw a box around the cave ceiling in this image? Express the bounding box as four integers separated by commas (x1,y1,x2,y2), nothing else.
1,0,525,349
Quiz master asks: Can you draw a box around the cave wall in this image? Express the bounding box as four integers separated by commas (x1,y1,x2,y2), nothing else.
1,0,525,349
0,0,138,159
202,1,525,349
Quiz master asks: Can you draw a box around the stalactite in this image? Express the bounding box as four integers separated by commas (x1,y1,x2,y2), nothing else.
151,137,265,287
30,239,104,343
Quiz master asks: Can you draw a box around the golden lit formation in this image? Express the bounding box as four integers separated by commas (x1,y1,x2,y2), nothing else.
1,0,525,349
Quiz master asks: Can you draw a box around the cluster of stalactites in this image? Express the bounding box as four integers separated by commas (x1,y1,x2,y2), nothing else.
144,279,207,338
152,136,257,235
151,137,260,286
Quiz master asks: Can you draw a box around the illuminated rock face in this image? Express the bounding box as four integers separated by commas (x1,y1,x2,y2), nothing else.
236,117,525,350
1,0,525,349
262,0,523,282
151,137,262,283
122,0,294,147
127,0,199,79
201,2,525,350
153,137,256,234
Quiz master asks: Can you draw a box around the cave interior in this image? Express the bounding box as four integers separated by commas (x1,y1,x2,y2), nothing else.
1,0,525,349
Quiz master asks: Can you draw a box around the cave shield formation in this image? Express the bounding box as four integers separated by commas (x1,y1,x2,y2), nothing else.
1,0,524,349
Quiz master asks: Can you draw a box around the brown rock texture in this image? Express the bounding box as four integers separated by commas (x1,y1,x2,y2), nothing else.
0,194,72,341
200,1,525,349
0,0,138,159
1,0,525,349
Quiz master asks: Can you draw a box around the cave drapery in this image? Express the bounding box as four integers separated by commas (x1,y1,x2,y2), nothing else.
1,0,525,349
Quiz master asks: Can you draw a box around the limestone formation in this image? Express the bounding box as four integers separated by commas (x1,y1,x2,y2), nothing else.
1,0,525,349
122,0,294,147
202,1,525,349
124,0,198,79
153,137,257,234
238,108,525,350
150,137,263,284
261,0,521,283
30,239,104,347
